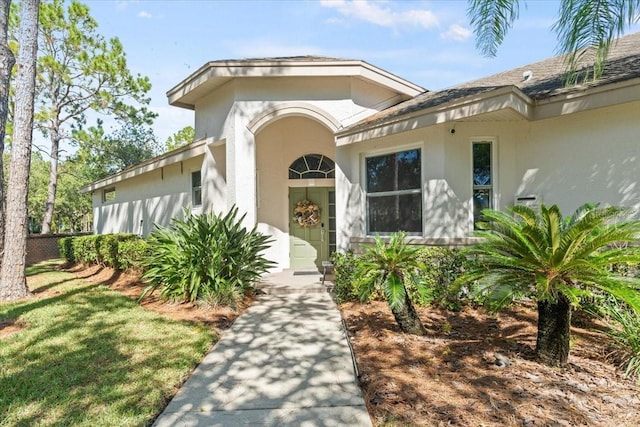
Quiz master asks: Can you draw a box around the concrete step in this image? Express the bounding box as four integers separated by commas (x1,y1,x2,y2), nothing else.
256,269,334,295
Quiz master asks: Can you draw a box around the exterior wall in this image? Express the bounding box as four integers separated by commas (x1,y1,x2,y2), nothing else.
338,100,640,247
92,155,205,235
515,101,640,213
190,77,404,246
255,116,335,268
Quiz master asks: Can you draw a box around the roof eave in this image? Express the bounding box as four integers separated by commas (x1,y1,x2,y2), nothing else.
166,59,425,109
80,138,210,193
336,86,534,145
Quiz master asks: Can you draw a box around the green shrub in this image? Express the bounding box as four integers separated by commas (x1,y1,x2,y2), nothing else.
140,207,274,306
331,250,361,303
410,247,469,310
600,299,640,382
58,236,75,262
72,235,99,264
117,237,149,272
96,233,139,269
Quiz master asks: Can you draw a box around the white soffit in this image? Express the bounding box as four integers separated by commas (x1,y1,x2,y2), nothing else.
166,59,425,110
336,87,533,145
80,138,210,193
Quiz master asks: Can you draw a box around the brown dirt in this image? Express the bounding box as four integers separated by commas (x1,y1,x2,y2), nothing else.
340,300,640,427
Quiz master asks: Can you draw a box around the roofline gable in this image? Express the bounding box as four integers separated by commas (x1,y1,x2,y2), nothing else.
166,57,425,109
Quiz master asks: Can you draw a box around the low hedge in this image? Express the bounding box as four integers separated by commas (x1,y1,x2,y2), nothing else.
58,233,148,272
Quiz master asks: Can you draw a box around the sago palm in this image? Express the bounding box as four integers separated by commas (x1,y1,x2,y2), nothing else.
355,232,426,336
456,203,640,366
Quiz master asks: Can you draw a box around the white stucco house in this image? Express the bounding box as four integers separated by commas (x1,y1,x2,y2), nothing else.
82,32,640,271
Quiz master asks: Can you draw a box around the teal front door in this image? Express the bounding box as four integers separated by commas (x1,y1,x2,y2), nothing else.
289,187,334,270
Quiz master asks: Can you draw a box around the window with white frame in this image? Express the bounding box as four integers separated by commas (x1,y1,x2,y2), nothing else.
102,187,116,203
191,170,202,206
288,154,335,179
366,148,422,234
472,141,493,225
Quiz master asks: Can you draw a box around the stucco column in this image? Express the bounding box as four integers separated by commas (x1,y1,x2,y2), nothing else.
226,112,257,226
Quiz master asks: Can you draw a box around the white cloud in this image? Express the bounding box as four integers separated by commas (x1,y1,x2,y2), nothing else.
116,1,137,11
441,24,472,42
137,10,152,19
320,0,438,30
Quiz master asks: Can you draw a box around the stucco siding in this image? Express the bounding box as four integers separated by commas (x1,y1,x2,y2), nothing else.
92,156,205,236
514,100,640,214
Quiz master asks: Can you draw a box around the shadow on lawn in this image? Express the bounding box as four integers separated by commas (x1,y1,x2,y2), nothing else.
0,273,212,426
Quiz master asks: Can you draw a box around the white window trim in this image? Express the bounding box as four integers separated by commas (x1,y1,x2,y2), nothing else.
469,137,499,230
190,169,203,212
361,145,424,236
102,187,116,204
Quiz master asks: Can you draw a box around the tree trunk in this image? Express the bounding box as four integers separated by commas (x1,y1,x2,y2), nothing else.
0,0,15,258
390,289,426,336
0,0,40,301
536,294,572,366
40,127,60,234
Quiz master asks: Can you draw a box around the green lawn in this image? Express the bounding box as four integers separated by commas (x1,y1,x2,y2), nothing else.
0,261,215,426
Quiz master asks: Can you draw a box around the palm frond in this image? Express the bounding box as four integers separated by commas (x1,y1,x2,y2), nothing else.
553,0,635,81
588,274,640,313
467,0,522,57
385,273,406,311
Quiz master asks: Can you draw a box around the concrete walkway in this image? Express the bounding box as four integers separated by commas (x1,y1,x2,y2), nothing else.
153,270,372,427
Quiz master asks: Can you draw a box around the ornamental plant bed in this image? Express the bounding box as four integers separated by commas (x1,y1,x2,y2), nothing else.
340,300,640,427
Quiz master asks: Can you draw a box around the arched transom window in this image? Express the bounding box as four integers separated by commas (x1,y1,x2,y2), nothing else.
288,154,335,179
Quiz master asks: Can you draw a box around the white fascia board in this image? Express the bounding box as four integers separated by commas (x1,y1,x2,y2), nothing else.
167,60,425,109
356,62,424,96
336,86,533,145
80,138,211,193
533,78,640,120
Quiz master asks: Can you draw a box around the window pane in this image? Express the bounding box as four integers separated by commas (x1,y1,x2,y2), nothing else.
320,157,335,173
328,190,335,203
288,170,301,179
368,193,422,233
193,188,202,206
306,154,322,171
397,149,421,190
289,157,307,174
473,143,491,186
103,188,115,202
192,171,202,188
367,149,421,193
289,155,335,179
473,189,492,225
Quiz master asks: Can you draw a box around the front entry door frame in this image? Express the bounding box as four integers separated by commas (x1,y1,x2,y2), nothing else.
289,186,335,270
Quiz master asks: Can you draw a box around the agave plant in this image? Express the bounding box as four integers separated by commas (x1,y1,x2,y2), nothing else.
355,232,426,336
140,207,274,306
456,203,640,366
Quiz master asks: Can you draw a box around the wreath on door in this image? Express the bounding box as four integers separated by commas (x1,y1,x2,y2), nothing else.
294,199,320,227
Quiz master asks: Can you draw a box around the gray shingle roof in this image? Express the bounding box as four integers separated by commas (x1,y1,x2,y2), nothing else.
207,55,356,64
346,31,640,132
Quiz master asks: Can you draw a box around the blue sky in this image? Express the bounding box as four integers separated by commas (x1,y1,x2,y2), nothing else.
80,0,637,143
